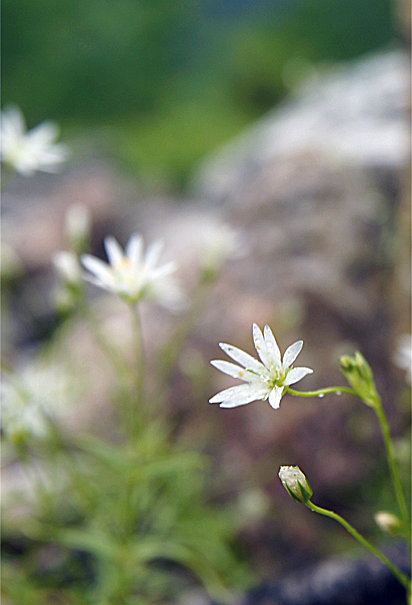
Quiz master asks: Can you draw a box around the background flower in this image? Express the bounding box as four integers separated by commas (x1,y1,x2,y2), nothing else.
1,105,69,176
81,233,186,310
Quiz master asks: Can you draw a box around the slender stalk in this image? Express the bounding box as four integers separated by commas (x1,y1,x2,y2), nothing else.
81,302,129,382
306,501,410,591
129,303,145,438
286,386,358,398
373,398,411,551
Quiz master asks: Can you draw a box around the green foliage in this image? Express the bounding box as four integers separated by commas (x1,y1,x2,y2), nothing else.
2,0,396,183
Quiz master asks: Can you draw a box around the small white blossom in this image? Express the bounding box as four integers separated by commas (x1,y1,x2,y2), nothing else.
81,233,185,310
278,465,313,504
1,105,69,176
1,363,71,441
393,334,411,384
209,324,313,409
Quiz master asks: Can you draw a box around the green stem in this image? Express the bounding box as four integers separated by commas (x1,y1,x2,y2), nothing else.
373,398,411,551
129,303,145,438
286,386,358,398
81,302,129,382
306,501,410,591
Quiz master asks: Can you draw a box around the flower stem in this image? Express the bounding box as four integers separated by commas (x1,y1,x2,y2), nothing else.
129,303,145,437
286,386,358,398
306,500,411,591
372,397,411,552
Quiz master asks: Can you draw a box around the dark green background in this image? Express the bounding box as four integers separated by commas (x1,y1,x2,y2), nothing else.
2,0,397,184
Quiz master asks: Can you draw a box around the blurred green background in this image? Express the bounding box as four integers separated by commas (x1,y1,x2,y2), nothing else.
2,0,397,187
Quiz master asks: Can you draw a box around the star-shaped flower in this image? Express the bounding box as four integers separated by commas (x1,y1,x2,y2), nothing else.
209,324,313,409
81,233,185,310
1,105,69,176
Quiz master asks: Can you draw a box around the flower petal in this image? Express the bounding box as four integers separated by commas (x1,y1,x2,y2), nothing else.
81,255,113,283
268,386,284,409
209,383,270,408
210,360,256,382
263,325,282,368
284,367,313,386
282,340,303,369
125,234,143,268
27,121,60,147
219,343,267,375
104,236,124,266
150,261,176,281
144,240,164,271
252,323,270,367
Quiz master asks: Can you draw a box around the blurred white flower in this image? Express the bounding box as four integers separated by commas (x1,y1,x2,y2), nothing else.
1,105,69,176
1,362,71,442
52,251,82,286
393,334,411,384
209,323,313,409
81,233,185,310
278,465,313,504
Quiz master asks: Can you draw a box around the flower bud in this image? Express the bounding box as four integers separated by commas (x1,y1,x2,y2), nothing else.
52,251,82,286
374,511,402,535
339,352,378,407
278,465,313,505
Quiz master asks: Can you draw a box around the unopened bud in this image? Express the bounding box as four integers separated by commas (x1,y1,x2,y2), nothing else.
374,511,402,535
278,465,313,505
339,352,377,407
52,251,82,287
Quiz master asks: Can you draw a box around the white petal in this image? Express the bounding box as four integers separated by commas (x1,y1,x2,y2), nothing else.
282,340,303,369
210,360,256,382
82,273,114,291
284,367,313,386
126,234,144,268
81,254,113,283
144,240,163,271
252,323,270,367
27,121,60,147
263,325,282,368
104,236,124,266
268,386,284,409
219,343,268,375
149,261,176,281
2,106,26,136
209,383,270,408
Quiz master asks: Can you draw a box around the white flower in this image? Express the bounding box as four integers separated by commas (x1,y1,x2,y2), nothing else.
81,233,185,310
1,363,71,441
209,324,313,409
278,465,313,504
393,334,411,384
1,105,69,176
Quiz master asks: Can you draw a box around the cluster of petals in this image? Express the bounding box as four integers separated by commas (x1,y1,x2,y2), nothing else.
81,233,184,310
209,323,313,409
1,105,69,176
1,363,71,441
